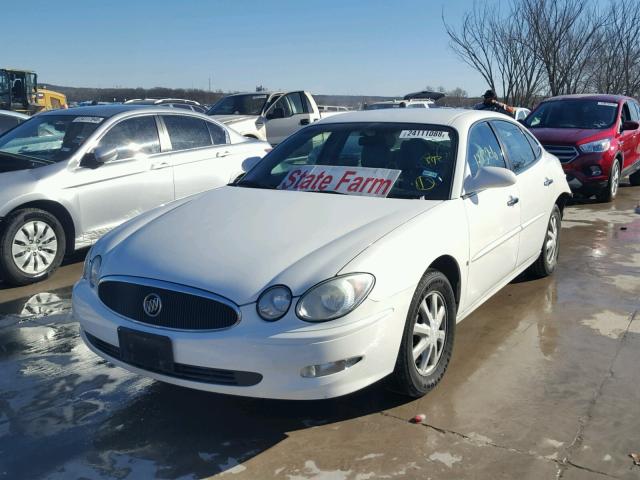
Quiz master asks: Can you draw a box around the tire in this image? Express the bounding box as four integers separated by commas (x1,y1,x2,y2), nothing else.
0,208,66,286
597,160,621,202
389,269,456,398
528,205,561,278
629,169,640,186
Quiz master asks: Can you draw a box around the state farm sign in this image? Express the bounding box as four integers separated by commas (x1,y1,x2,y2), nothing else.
278,166,401,197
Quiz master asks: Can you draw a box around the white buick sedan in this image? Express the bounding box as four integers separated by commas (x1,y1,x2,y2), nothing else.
73,109,571,400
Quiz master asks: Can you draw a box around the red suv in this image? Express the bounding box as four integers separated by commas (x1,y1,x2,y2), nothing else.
524,94,640,201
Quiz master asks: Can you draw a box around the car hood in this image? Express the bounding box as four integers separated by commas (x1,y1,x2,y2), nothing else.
100,187,441,304
0,152,48,173
210,115,258,125
529,128,609,145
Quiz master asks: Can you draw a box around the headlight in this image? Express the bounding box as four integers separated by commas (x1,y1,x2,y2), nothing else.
257,285,292,321
89,255,102,288
296,273,375,322
580,139,611,153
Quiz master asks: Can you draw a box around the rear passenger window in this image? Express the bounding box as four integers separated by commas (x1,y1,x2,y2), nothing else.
98,116,160,160
466,122,507,177
163,115,212,150
206,122,227,145
492,120,536,173
522,129,542,158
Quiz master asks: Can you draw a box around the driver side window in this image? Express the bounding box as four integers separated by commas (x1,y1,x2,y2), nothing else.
98,116,160,161
466,122,507,177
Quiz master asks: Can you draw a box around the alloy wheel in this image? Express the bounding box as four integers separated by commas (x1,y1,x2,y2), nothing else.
412,291,447,376
545,214,559,266
11,220,58,275
611,162,620,197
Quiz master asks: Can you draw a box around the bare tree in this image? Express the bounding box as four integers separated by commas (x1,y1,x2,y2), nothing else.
591,0,640,96
521,0,606,96
443,1,545,107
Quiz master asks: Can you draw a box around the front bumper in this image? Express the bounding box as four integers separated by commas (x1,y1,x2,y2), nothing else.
73,279,411,400
562,151,613,194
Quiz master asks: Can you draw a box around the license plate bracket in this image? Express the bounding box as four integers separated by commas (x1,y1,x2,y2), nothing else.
118,327,174,374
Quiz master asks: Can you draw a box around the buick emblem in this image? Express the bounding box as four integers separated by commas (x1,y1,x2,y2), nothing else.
143,293,162,317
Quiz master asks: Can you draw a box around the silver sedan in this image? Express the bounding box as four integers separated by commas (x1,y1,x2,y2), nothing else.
0,105,270,285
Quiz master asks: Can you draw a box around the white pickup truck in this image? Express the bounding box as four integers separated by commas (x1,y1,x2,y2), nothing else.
207,91,328,145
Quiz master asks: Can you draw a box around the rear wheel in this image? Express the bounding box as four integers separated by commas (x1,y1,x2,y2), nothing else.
0,209,66,285
629,169,640,186
528,205,561,278
597,160,620,202
389,270,456,398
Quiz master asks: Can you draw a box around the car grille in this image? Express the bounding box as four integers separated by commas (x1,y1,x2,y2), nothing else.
543,145,579,163
98,279,240,330
84,331,262,386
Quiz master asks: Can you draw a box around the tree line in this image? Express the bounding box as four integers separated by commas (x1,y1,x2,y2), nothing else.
444,0,640,108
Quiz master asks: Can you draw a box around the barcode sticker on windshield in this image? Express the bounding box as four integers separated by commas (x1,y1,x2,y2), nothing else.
399,130,449,140
597,102,618,108
73,116,104,123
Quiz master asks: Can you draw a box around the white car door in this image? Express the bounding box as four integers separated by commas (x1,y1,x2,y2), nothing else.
160,114,245,199
264,92,314,145
463,121,521,307
73,115,174,242
492,120,551,267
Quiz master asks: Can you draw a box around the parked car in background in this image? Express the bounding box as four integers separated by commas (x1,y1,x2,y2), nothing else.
0,105,270,285
364,90,445,110
207,91,321,145
125,98,207,113
525,94,640,201
0,110,28,135
75,108,570,400
318,105,349,113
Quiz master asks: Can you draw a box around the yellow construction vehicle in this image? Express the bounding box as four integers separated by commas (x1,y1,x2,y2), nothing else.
0,68,40,115
36,87,68,110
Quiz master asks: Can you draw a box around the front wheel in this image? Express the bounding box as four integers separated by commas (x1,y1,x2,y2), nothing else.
597,160,620,202
527,205,561,278
0,209,66,285
389,270,456,398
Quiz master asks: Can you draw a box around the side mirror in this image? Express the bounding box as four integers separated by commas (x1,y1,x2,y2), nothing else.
80,146,118,168
267,107,285,120
621,120,639,132
465,166,517,194
241,156,261,173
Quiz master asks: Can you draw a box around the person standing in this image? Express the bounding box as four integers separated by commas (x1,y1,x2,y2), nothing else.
474,89,515,117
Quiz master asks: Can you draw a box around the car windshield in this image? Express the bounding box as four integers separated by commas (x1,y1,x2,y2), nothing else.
525,100,619,129
207,94,269,116
235,122,457,200
0,114,104,163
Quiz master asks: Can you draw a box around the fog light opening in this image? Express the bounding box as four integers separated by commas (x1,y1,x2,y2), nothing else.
588,165,602,176
300,356,363,378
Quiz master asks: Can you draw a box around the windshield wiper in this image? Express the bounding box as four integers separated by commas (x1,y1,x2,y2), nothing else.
231,179,273,190
0,150,53,166
308,189,345,195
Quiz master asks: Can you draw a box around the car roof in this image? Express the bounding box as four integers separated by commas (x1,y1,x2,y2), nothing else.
316,108,501,126
542,94,632,104
0,109,30,119
35,104,174,117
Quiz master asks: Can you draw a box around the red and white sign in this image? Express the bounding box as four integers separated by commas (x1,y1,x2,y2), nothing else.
278,165,401,197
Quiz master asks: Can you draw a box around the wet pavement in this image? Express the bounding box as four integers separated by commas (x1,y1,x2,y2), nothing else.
1,186,639,480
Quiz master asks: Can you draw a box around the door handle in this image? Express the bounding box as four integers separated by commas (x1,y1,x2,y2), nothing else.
151,162,170,170
507,196,519,206
300,118,310,125
216,150,231,158
544,177,554,186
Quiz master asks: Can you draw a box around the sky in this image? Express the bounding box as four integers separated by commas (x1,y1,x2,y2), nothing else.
3,0,487,97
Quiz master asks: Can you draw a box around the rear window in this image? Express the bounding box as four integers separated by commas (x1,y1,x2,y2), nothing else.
162,115,212,151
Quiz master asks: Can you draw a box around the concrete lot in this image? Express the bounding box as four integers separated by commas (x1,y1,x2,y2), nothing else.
1,185,639,480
